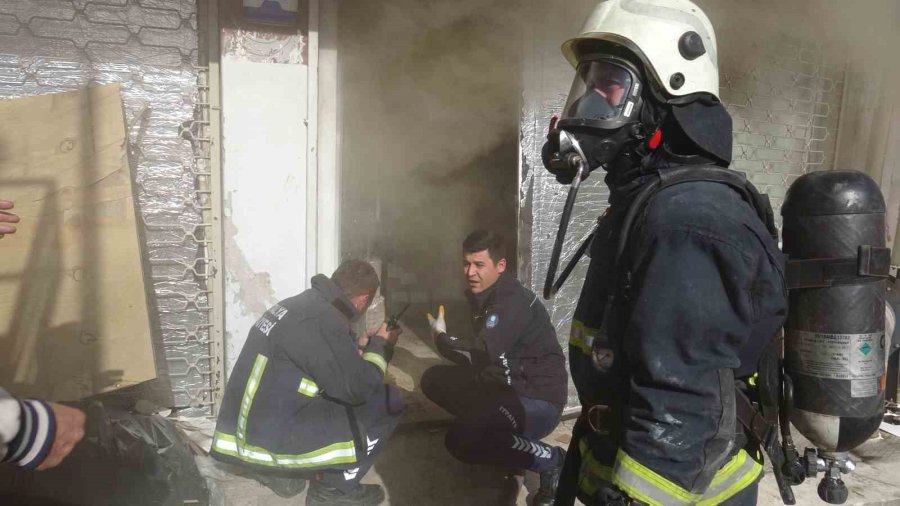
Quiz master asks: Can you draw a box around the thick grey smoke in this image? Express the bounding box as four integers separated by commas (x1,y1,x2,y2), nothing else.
338,0,528,309
335,0,899,324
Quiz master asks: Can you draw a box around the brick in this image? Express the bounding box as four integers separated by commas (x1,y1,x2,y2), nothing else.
138,24,197,54
85,3,182,31
0,14,19,35
753,148,792,162
29,16,130,48
734,132,768,147
761,69,797,88
791,100,815,115
813,77,835,92
768,161,796,175
783,86,815,103
0,0,75,23
137,0,195,20
0,31,82,62
749,121,790,138
813,101,831,117
822,64,845,83
772,111,813,128
721,89,750,107
785,125,809,140
725,74,759,95
811,126,829,142
799,48,823,66
745,107,776,123
74,0,127,8
731,159,765,174
750,171,789,187
749,95,792,113
86,38,183,67
771,136,805,152
767,184,788,200
807,150,826,166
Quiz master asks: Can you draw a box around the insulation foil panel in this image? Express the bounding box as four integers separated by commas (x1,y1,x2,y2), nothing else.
0,0,214,416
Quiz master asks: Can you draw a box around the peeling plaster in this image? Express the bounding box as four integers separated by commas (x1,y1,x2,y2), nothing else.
220,48,309,376
223,195,278,319
222,28,306,64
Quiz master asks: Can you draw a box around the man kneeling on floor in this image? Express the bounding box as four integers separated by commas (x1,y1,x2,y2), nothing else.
211,259,402,506
422,230,569,506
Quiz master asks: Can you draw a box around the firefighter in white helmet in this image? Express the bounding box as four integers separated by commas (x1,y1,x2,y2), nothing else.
543,1,787,505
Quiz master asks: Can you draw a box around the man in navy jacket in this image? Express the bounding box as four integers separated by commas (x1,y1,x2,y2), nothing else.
212,260,401,506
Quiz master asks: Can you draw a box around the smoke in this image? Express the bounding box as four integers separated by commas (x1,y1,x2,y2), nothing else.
338,0,531,304
335,0,900,311
699,0,900,67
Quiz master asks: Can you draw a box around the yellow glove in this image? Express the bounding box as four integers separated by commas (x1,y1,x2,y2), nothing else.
426,304,447,338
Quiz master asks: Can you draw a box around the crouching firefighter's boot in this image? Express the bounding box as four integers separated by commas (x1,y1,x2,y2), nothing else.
306,479,386,506
533,447,566,506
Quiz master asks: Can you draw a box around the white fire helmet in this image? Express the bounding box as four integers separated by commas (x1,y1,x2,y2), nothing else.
562,0,720,100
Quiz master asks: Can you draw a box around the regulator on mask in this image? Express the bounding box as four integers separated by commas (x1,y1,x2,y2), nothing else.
543,54,649,184
541,51,656,299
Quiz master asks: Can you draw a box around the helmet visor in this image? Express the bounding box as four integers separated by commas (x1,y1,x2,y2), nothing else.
562,60,638,123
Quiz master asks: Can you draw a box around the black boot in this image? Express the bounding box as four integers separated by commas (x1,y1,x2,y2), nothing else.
252,473,307,498
533,447,566,506
305,479,386,506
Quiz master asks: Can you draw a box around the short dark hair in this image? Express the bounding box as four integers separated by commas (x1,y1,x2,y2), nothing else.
463,230,507,264
331,259,380,297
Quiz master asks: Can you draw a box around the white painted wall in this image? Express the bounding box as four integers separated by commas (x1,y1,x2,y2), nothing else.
315,0,341,278
218,1,341,378
220,39,310,375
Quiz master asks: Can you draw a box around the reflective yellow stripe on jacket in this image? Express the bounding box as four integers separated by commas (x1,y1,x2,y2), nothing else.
579,439,763,505
362,351,387,373
570,319,599,355
212,431,357,468
298,377,320,397
236,353,267,443
213,353,357,468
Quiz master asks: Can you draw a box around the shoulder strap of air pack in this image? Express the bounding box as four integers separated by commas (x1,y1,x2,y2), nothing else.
612,165,778,295
551,166,778,302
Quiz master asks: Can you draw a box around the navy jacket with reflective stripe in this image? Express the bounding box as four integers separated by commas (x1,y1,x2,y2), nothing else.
572,178,786,498
211,274,389,471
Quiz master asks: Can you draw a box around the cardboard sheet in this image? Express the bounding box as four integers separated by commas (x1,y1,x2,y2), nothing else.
0,84,156,401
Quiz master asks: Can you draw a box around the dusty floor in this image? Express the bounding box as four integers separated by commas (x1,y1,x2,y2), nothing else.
201,323,900,506
201,418,900,506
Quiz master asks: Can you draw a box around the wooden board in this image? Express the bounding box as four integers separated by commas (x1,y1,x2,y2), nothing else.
0,84,157,401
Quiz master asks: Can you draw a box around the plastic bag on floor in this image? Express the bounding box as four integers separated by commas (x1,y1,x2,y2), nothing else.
0,402,209,505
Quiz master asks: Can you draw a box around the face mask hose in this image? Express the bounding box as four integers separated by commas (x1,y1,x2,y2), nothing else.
543,131,594,300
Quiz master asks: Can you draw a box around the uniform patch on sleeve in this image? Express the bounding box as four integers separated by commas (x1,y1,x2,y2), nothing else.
486,314,500,329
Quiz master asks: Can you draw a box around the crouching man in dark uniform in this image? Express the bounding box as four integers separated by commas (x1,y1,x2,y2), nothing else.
421,230,569,505
211,260,402,506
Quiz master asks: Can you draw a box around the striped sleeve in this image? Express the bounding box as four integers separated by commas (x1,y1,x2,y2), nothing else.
362,336,389,374
0,388,56,469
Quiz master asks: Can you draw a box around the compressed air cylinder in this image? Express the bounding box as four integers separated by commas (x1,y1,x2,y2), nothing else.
782,171,886,453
